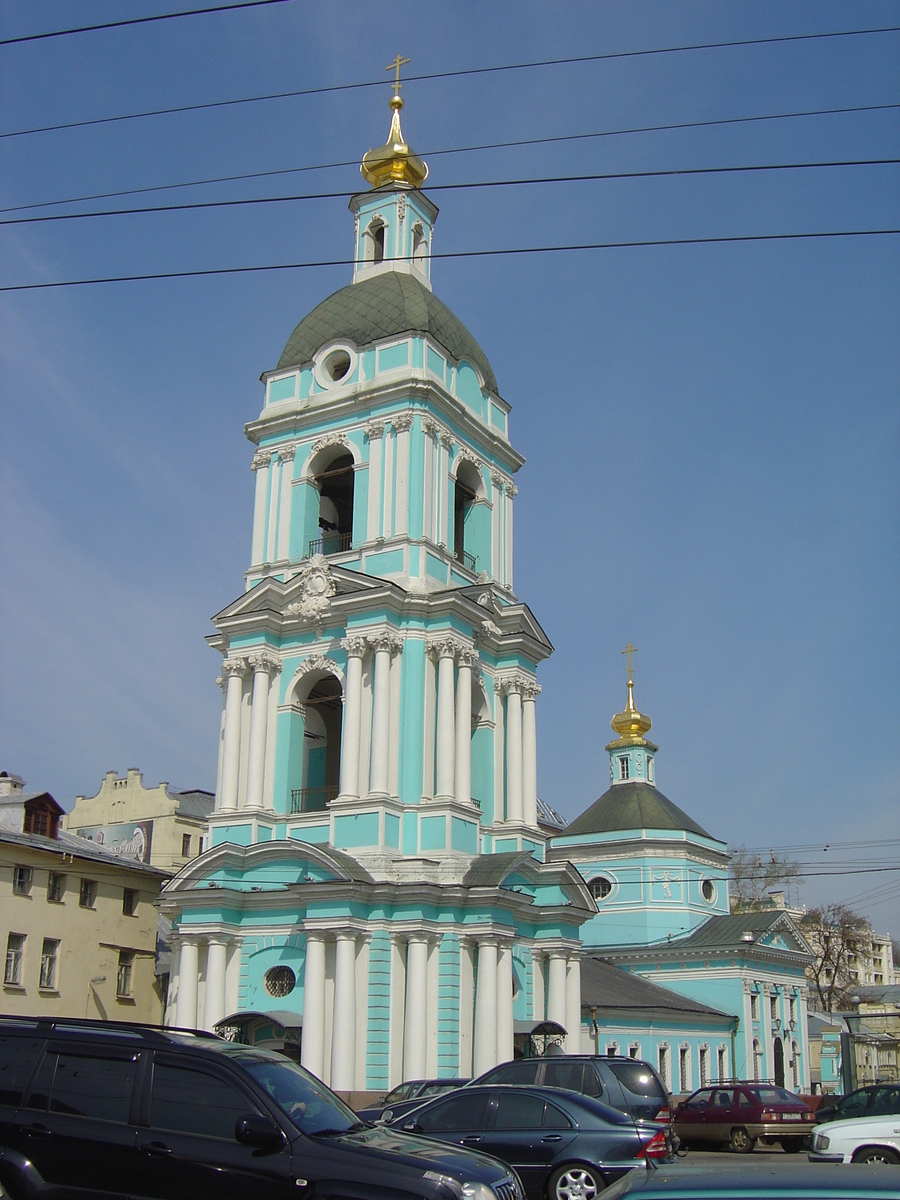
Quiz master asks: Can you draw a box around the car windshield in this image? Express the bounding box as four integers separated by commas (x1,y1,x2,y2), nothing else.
235,1051,363,1136
753,1087,801,1105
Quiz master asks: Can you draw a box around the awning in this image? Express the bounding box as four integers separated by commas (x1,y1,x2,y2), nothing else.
215,1009,302,1031
514,1020,567,1037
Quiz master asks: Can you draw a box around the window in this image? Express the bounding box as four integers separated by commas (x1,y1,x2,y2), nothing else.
47,872,65,902
12,866,32,895
770,994,779,1023
483,1061,538,1085
49,1053,137,1123
606,1044,618,1057
788,995,797,1024
151,1062,260,1139
543,1061,586,1093
372,223,385,263
718,1046,728,1082
452,458,483,572
39,939,58,990
493,1090,546,1130
0,1035,43,1105
181,834,192,857
588,876,612,901
750,993,760,1021
679,1046,691,1092
323,349,351,382
791,1042,801,1089
657,1045,670,1090
629,1044,640,1059
684,1089,713,1109
312,450,355,556
4,934,24,986
79,878,97,908
647,756,655,782
701,879,715,902
699,1046,710,1086
606,1060,667,1106
412,222,427,265
753,1039,764,1082
264,965,296,997
116,952,134,998
542,1102,573,1129
415,1091,487,1133
122,889,137,916
618,755,629,781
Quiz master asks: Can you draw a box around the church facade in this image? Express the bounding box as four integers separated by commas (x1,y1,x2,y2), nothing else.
159,84,812,1095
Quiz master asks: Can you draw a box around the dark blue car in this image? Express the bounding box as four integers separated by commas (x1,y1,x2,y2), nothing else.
391,1084,669,1200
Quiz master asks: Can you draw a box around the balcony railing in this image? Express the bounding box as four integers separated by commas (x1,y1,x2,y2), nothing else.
307,532,352,557
290,785,339,814
455,548,477,572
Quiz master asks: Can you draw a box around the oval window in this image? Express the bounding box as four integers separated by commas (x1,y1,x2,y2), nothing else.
701,879,715,902
264,965,296,997
324,350,351,382
589,876,613,901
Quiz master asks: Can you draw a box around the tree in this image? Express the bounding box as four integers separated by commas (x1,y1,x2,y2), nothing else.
729,845,800,913
801,904,872,1012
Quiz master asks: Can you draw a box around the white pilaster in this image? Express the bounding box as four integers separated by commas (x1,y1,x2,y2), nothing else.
365,421,385,542
505,683,523,823
522,682,540,828
506,482,516,590
497,944,515,1065
404,936,429,1081
382,423,394,539
175,939,199,1029
250,450,271,565
458,939,475,1078
455,648,477,806
331,933,357,1091
431,638,457,801
265,455,281,565
368,631,401,797
218,660,247,811
565,954,582,1053
276,446,296,561
204,938,228,1031
245,651,281,809
393,413,412,536
473,939,498,1075
338,637,366,799
301,934,326,1078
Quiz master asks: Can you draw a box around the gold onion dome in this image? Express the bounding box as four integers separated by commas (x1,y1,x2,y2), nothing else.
361,90,428,189
609,677,653,744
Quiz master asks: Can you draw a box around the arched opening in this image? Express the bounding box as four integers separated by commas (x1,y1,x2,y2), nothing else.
412,222,427,268
293,673,343,814
453,459,482,572
773,1036,785,1088
364,219,386,265
311,451,354,556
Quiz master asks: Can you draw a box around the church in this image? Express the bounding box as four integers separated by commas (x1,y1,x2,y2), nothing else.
159,77,813,1097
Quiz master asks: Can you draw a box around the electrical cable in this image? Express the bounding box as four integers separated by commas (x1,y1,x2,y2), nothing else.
0,0,296,47
5,101,897,217
2,25,898,140
3,156,895,227
4,227,898,293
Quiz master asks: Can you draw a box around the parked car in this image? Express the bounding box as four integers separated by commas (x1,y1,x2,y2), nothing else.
358,1078,465,1124
673,1083,814,1153
472,1055,673,1128
815,1083,900,1124
390,1083,670,1200
809,1112,900,1164
597,1161,900,1199
0,1016,522,1200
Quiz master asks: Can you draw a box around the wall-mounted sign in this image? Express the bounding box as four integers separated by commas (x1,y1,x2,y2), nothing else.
78,820,153,863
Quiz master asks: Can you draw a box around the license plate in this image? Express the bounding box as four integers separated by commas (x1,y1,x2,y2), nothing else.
783,1113,802,1121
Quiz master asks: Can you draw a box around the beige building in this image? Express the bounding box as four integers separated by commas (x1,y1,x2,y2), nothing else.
62,768,214,872
1,776,169,1023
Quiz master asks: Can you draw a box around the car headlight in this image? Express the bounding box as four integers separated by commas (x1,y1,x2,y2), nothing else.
816,1135,830,1150
423,1175,498,1200
461,1185,497,1200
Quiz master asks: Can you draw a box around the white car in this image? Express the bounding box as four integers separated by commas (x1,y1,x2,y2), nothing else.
809,1113,900,1165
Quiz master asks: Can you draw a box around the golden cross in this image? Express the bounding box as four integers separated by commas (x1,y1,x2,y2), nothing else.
387,54,411,94
622,643,638,679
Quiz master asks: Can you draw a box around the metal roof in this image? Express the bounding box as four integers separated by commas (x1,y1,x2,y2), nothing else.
0,826,168,878
276,270,499,394
668,911,807,953
562,781,712,840
580,957,734,1020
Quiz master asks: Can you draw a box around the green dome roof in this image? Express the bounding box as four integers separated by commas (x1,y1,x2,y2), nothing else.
564,781,712,839
277,271,498,394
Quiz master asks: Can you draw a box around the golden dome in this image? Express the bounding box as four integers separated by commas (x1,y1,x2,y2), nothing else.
609,677,653,743
360,91,428,189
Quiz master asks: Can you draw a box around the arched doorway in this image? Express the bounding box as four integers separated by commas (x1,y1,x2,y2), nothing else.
773,1036,785,1088
312,450,354,556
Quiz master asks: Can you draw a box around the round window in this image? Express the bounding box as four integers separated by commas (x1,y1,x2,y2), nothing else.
701,879,715,902
324,350,351,382
589,876,613,901
264,965,296,997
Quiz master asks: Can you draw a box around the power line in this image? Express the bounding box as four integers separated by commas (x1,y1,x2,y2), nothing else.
5,101,897,217
0,0,296,47
2,25,898,140
3,157,895,228
3,228,898,293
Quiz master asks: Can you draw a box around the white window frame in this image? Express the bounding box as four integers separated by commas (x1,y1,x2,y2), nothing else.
116,951,134,998
12,866,32,895
39,939,59,990
4,933,24,986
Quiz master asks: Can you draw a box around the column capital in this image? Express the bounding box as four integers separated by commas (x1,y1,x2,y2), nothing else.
426,634,468,661
278,444,297,462
364,420,386,441
457,646,480,669
341,635,368,658
422,415,442,438
248,650,282,675
221,657,249,679
251,449,272,472
367,630,404,656
392,412,414,432
438,430,453,450
508,483,519,497
495,669,536,696
489,468,506,490
521,680,542,701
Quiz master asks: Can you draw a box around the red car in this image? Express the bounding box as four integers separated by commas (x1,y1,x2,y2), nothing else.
673,1083,814,1153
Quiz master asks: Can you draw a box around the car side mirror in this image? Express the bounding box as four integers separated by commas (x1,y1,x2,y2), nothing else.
401,1120,419,1132
235,1113,285,1149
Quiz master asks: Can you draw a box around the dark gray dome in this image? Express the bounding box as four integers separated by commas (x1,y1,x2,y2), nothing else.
564,781,712,839
277,271,498,394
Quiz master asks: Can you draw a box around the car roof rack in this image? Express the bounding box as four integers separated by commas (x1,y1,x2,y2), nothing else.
0,1014,221,1044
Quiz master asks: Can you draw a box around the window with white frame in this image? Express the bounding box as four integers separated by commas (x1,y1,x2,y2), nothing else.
47,872,65,902
770,993,779,1023
618,756,629,781
657,1045,670,1090
718,1046,728,1082
699,1046,710,1086
12,866,32,895
679,1046,691,1093
647,756,655,782
629,1044,640,1059
39,939,59,990
791,1041,801,1089
606,1043,618,1057
4,934,24,986
117,951,134,998
750,992,760,1021
789,995,797,1024
753,1038,764,1082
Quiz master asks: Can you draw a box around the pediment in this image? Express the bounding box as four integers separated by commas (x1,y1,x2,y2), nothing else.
162,839,373,893
758,912,814,955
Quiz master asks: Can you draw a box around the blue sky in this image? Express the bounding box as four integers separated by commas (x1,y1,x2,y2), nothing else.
1,2,898,932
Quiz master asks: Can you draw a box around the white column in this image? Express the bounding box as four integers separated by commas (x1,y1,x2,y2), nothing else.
339,637,366,799
218,660,246,811
175,939,199,1029
506,482,516,590
505,683,523,823
265,455,282,565
433,640,457,801
547,951,567,1028
497,944,515,1065
250,450,271,566
532,949,545,1022
490,471,503,582
455,648,476,806
522,682,539,828
368,632,399,796
245,652,280,809
204,938,228,1031
365,421,385,542
331,933,357,1091
301,935,326,1078
565,954,582,1054
394,414,412,536
276,446,296,561
404,936,429,1080
473,940,498,1075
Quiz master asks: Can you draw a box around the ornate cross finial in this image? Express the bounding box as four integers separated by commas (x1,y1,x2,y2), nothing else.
622,643,638,681
387,54,411,95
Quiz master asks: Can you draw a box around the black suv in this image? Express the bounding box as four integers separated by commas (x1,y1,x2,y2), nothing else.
473,1056,673,1132
0,1016,522,1200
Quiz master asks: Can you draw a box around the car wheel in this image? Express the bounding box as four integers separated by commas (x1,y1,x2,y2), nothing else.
548,1163,604,1199
729,1127,755,1153
780,1138,803,1153
851,1147,900,1165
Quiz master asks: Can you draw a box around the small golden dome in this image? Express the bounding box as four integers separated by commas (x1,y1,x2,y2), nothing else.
361,91,428,189
610,677,653,743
